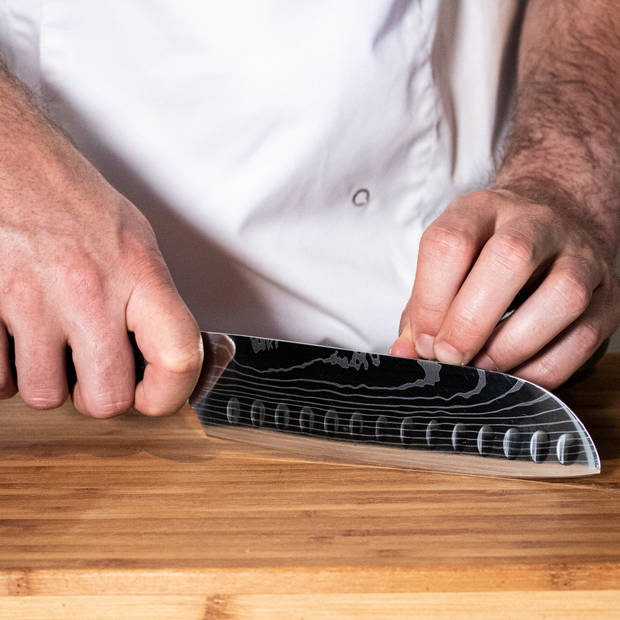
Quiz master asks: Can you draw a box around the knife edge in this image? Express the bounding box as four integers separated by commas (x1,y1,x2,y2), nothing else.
201,424,599,478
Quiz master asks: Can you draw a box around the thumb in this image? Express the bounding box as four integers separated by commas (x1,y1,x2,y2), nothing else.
126,274,203,416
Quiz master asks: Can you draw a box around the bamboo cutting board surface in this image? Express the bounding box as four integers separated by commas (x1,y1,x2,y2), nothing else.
0,355,618,618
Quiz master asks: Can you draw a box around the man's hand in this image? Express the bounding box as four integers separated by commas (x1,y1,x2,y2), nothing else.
0,64,203,416
391,188,620,388
392,0,620,388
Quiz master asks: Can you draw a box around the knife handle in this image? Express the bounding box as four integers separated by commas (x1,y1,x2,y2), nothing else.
7,332,147,393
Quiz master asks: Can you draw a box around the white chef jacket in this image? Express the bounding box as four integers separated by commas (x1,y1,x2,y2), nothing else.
0,1,522,352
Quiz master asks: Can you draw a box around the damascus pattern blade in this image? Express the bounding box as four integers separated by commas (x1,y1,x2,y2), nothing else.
189,333,600,478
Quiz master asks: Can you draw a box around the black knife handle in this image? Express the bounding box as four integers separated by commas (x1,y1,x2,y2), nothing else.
7,332,147,392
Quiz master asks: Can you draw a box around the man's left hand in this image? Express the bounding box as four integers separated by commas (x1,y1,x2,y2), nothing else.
391,188,620,389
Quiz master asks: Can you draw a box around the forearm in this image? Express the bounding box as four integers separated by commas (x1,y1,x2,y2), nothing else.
0,58,49,136
495,0,620,258
0,59,59,183
0,59,103,234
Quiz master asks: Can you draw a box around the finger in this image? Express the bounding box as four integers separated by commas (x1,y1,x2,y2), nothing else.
0,323,17,399
70,321,136,419
510,283,620,389
126,278,203,417
406,192,495,359
472,254,602,371
389,322,417,358
433,218,558,366
10,325,67,409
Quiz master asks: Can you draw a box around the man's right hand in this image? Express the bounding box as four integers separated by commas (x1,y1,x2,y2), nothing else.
0,64,203,417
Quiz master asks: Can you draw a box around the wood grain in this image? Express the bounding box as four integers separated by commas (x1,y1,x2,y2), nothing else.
0,355,619,618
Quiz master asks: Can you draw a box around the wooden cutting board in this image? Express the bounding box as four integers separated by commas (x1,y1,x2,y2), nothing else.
0,355,618,619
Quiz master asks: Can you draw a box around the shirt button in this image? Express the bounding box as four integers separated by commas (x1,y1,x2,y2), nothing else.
352,188,370,206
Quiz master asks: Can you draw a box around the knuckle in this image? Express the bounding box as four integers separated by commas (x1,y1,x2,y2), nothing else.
528,202,557,227
466,189,495,207
64,261,107,307
421,224,476,259
551,271,591,317
489,230,537,272
157,344,203,376
573,321,602,353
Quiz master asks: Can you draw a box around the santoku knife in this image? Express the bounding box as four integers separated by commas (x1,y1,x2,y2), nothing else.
9,332,599,478
185,332,600,478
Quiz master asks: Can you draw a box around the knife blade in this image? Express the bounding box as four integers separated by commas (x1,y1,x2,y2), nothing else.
187,332,600,478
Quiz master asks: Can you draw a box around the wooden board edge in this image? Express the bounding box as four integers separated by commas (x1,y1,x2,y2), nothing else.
1,563,619,596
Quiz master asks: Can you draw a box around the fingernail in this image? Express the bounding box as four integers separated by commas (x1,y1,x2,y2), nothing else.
433,341,465,366
415,333,435,359
473,353,498,371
